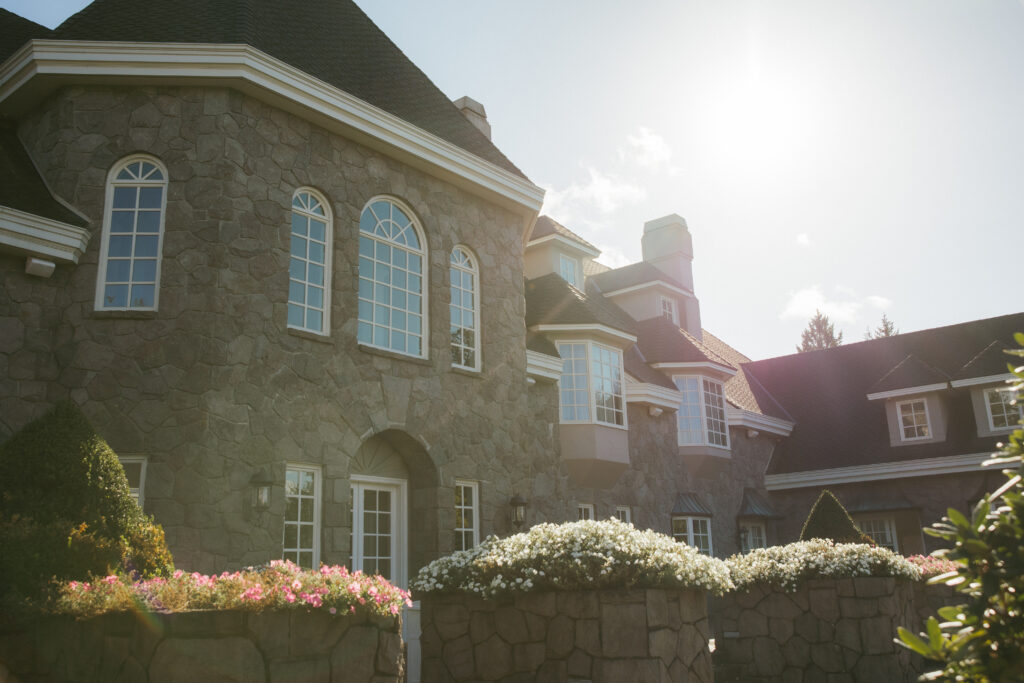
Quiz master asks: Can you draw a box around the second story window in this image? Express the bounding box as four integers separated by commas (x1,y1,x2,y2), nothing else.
660,296,679,325
559,254,581,288
288,189,331,334
450,247,480,370
675,376,730,448
897,399,930,441
557,341,626,427
985,388,1021,431
358,198,426,357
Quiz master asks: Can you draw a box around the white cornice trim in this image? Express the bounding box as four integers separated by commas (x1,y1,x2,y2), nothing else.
950,373,1015,388
0,40,544,214
764,452,993,490
529,324,637,345
526,350,562,382
625,378,682,410
600,280,694,300
0,204,90,263
652,361,737,378
866,382,949,401
726,407,794,436
525,233,601,258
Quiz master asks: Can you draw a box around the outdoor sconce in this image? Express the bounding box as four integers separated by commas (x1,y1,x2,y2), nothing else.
509,493,527,528
250,468,274,511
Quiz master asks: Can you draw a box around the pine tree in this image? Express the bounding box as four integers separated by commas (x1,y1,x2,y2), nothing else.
796,310,843,352
864,313,898,340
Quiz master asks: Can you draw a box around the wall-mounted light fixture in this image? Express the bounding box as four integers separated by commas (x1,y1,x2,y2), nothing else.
250,468,274,511
509,493,527,528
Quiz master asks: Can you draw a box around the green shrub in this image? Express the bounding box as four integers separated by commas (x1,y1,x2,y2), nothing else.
0,402,173,604
799,489,874,545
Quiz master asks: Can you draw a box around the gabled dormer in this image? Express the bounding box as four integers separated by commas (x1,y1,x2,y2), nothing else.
951,341,1022,437
524,215,601,288
866,354,951,446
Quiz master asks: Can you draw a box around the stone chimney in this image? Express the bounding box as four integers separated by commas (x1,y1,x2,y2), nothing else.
453,96,491,140
642,214,702,338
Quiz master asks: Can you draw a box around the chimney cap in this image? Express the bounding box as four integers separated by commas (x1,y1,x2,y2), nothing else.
643,214,689,234
453,96,487,118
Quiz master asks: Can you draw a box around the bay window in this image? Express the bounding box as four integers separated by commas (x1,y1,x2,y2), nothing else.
557,341,626,427
674,376,729,448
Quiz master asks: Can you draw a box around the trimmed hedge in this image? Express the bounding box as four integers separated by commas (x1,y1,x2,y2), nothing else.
800,489,874,545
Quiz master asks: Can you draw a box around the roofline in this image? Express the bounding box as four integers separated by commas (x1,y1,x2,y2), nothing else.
529,324,637,345
600,280,694,299
865,382,948,401
726,407,794,436
525,233,601,258
525,349,562,382
625,377,682,411
950,373,1016,388
0,40,544,216
652,361,738,378
0,203,91,263
763,451,993,490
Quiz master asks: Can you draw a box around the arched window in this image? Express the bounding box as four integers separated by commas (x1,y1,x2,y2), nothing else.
95,155,167,310
449,246,479,370
288,189,332,334
357,197,427,357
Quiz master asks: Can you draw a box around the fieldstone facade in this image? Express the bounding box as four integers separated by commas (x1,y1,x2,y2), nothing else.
420,589,713,683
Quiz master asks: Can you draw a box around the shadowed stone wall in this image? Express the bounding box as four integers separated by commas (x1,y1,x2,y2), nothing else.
421,589,712,683
0,609,402,683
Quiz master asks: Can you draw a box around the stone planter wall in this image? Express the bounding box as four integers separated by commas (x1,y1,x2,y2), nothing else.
0,608,403,683
421,588,712,683
712,577,921,683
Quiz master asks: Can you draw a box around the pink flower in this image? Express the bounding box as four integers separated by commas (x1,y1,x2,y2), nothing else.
291,579,302,591
285,591,296,603
173,570,184,579
349,605,356,614
390,604,399,615
329,607,337,615
104,575,119,584
69,581,79,590
346,582,360,594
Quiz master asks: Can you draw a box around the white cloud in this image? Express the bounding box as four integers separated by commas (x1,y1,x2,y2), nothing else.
541,166,646,225
781,286,895,324
593,243,632,269
865,295,892,309
619,126,674,169
796,233,810,247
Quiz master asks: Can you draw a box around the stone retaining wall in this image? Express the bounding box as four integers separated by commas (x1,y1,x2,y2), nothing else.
712,577,921,682
0,608,402,682
421,588,712,683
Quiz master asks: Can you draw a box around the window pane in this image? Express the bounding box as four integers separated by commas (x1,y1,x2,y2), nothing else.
106,260,131,282
109,236,133,258
112,187,137,209
110,211,134,233
134,235,159,257
138,187,163,209
103,284,128,308
130,285,154,308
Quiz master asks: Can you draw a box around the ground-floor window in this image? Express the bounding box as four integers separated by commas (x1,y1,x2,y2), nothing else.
857,516,898,552
454,480,479,550
615,505,631,524
118,455,147,507
350,476,407,586
284,465,321,569
739,521,767,552
577,503,594,521
672,516,713,555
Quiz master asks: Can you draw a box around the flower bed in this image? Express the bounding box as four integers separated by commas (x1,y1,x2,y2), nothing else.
411,518,733,598
54,559,412,618
904,554,959,578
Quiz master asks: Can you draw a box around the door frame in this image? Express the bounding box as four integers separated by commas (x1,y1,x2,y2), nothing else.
350,474,408,588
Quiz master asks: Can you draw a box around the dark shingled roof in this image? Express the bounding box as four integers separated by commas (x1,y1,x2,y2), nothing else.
954,340,1014,380
0,121,87,227
868,354,950,395
0,9,51,62
700,330,793,421
591,261,691,295
529,215,599,252
623,345,675,390
744,312,1024,476
525,274,637,336
635,317,730,367
45,0,525,178
526,332,559,358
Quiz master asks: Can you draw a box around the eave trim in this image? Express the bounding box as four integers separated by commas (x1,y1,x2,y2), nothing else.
764,452,994,490
950,373,1016,388
866,382,949,401
0,204,90,263
526,350,562,382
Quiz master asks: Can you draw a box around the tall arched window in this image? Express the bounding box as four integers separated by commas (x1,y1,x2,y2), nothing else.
449,246,479,370
357,197,427,357
288,189,332,334
95,155,167,310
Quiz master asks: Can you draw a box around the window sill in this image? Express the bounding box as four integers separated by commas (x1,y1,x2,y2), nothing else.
450,365,482,378
358,343,431,366
559,420,628,431
287,327,335,345
91,309,158,320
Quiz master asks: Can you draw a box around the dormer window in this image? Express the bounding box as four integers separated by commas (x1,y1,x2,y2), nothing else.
674,376,729,448
557,341,626,427
660,296,679,325
559,254,581,288
985,388,1021,431
897,399,930,441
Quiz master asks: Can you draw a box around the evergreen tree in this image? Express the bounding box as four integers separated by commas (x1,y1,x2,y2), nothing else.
796,310,843,352
864,313,899,340
799,489,874,544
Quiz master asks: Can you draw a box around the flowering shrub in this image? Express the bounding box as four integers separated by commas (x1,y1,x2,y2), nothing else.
53,560,412,619
905,554,959,578
726,539,921,592
411,518,734,598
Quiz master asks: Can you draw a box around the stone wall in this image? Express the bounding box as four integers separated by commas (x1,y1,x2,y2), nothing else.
0,608,402,683
420,589,712,683
712,577,923,682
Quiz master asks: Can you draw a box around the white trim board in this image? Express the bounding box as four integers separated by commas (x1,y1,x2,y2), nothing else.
0,204,90,263
950,373,1015,388
0,40,544,217
651,361,737,378
600,280,694,300
866,383,948,401
764,452,994,490
625,378,683,410
726,407,794,436
526,350,562,382
526,233,601,258
529,323,637,346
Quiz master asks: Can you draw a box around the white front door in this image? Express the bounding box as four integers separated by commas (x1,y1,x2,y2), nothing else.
350,476,407,587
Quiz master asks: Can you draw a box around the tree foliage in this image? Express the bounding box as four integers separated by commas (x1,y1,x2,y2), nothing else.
897,334,1024,681
865,313,899,340
797,309,844,352
799,489,874,545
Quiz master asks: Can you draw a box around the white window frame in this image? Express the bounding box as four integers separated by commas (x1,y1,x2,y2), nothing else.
288,188,332,335
559,253,581,288
95,155,168,311
557,340,627,429
857,516,898,552
577,503,595,520
357,196,428,358
117,455,147,508
350,474,408,588
454,479,480,551
660,296,679,325
739,521,767,553
284,464,322,569
449,246,480,371
984,387,1021,432
674,375,730,448
896,398,931,441
615,505,632,524
672,516,713,556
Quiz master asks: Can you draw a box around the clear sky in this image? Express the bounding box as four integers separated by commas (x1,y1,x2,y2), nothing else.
5,0,1023,359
